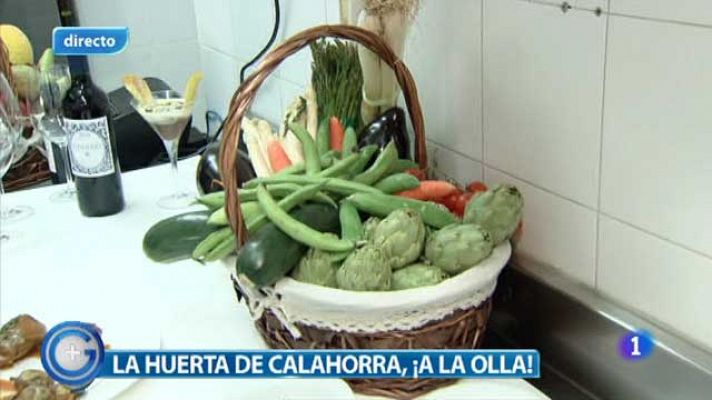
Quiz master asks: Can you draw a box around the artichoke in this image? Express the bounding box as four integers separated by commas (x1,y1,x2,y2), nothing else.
392,263,448,290
336,244,391,291
372,208,425,269
463,184,523,245
425,223,494,274
291,248,338,288
362,216,381,242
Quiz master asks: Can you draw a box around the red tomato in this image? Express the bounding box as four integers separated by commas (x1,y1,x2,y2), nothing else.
466,181,488,194
405,168,427,181
453,192,474,216
439,191,473,217
439,191,462,212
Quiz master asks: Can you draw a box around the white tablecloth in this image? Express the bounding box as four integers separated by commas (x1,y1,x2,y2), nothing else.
0,158,548,399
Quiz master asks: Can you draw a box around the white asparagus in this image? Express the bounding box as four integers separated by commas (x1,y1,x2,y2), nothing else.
242,117,272,177
305,84,318,140
278,96,307,164
282,130,304,164
255,119,277,173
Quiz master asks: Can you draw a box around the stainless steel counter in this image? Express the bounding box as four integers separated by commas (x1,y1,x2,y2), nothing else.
485,255,712,400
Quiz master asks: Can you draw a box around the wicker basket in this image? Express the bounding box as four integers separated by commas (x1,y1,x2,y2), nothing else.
220,25,501,399
0,36,51,191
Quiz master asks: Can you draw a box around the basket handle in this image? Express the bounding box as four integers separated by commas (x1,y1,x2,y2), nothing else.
220,24,427,243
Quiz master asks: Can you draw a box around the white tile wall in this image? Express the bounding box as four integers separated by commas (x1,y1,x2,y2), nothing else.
426,141,483,185
231,0,281,61
598,216,712,350
611,0,712,27
75,0,197,48
76,0,206,129
601,15,712,259
406,0,483,162
193,0,235,55
276,0,327,85
190,0,712,349
486,167,598,286
192,0,331,125
483,0,606,208
199,46,239,118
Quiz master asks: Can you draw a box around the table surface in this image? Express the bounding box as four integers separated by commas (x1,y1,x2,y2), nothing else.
0,157,548,400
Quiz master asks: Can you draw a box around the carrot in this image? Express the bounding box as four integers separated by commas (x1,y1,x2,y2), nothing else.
329,116,345,152
396,180,459,201
267,140,292,173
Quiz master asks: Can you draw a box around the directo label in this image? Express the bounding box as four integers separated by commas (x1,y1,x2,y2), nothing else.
65,117,115,178
53,27,129,56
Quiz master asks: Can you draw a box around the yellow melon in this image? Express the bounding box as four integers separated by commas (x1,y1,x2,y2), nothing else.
0,24,34,65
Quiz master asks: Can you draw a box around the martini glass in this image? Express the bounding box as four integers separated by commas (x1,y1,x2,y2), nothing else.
131,90,195,209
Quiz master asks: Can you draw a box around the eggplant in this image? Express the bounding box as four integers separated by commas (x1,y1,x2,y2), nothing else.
196,140,256,195
357,107,411,160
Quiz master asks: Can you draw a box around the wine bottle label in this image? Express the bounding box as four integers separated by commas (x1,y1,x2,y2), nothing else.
65,117,116,178
43,138,57,173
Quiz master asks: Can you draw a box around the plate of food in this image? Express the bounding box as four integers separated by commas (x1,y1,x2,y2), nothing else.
0,313,160,400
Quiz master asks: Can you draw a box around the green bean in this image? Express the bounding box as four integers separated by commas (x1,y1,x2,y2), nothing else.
317,153,360,178
389,158,419,174
196,191,225,209
288,122,321,175
273,162,305,176
346,192,458,228
348,145,378,176
203,233,237,262
208,207,227,226
353,141,398,185
256,185,354,252
339,201,363,242
316,118,330,159
247,175,381,196
342,126,358,158
246,183,328,233
246,155,332,186
192,227,234,261
373,173,421,194
239,183,335,206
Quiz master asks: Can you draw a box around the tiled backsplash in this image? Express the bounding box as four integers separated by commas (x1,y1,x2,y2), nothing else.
74,0,207,130
193,0,712,350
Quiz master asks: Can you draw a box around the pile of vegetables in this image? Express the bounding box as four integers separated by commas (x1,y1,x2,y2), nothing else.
141,110,523,293
142,22,524,292
227,118,524,290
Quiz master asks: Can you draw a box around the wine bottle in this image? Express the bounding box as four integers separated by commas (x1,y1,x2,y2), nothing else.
62,56,125,217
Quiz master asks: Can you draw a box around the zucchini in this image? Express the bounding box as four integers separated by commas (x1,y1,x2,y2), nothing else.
236,203,340,287
143,211,221,263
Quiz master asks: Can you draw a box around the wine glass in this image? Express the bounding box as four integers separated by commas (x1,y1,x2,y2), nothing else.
0,72,33,222
130,90,195,209
0,116,16,241
35,64,75,201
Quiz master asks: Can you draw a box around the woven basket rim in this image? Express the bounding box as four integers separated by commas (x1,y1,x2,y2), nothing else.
275,241,512,309
264,241,510,310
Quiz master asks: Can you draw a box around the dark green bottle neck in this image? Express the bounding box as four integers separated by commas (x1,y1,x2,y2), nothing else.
67,56,92,83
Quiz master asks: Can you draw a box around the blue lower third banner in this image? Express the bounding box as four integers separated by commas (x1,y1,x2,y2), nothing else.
101,350,539,379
